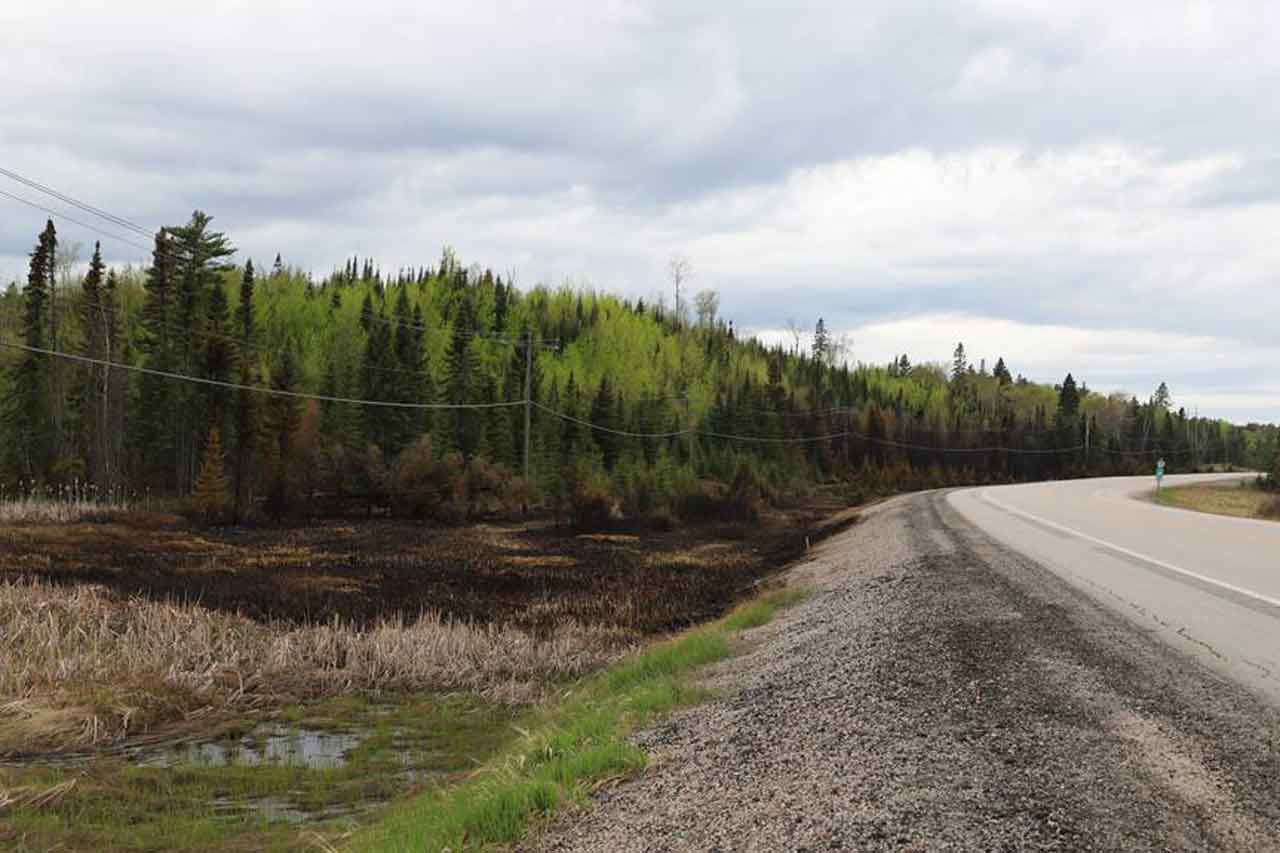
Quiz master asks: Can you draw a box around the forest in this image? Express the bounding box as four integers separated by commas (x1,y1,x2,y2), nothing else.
2,212,1276,525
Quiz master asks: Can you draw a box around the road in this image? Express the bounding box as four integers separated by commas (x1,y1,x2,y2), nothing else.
539,486,1280,851
949,473,1280,705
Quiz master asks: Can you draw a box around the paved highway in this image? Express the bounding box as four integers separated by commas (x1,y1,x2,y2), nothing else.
950,473,1280,705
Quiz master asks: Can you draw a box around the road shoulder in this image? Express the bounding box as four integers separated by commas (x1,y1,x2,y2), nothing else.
532,491,1280,851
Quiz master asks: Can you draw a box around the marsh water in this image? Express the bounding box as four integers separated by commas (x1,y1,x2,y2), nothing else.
1,696,518,832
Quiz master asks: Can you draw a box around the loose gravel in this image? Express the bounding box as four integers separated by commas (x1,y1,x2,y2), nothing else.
532,491,1280,851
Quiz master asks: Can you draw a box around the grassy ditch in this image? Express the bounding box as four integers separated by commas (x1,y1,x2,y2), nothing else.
0,586,811,852
1155,479,1280,521
0,694,519,852
349,585,811,852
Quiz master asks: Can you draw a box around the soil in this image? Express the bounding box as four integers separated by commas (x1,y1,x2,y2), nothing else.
0,499,858,635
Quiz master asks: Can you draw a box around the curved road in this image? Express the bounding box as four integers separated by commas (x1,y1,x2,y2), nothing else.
542,482,1280,851
950,473,1280,705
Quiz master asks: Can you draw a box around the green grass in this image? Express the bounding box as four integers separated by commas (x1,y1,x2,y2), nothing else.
1156,479,1280,521
349,585,812,852
0,694,518,852
0,586,811,853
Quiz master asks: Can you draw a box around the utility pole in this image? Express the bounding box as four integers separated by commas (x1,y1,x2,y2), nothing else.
522,327,533,513
1085,415,1090,472
683,394,693,465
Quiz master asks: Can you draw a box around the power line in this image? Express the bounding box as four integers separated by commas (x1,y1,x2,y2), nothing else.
0,187,200,271
533,402,692,439
0,338,1213,458
0,340,525,410
0,166,150,236
532,401,1088,454
0,188,153,254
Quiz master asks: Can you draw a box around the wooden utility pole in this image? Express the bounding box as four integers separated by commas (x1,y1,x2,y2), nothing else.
682,394,693,464
522,328,533,493
1085,415,1090,471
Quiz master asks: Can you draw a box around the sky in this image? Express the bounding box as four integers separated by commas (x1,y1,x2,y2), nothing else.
2,1,1278,423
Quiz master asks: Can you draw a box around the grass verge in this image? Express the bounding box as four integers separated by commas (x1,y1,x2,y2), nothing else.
348,585,811,852
1155,480,1280,521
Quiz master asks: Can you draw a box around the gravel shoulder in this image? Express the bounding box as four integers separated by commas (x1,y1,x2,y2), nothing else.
532,490,1280,851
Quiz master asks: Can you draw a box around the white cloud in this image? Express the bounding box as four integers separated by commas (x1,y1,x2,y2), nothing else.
2,1,1279,423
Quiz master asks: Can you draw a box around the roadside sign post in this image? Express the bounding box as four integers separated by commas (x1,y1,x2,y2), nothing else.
1155,457,1166,493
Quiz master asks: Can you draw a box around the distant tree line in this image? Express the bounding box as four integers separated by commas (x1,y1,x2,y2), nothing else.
1,214,1272,522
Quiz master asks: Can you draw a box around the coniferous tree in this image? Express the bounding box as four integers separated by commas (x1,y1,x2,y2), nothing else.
361,301,395,453
812,317,830,365
591,374,620,471
265,343,301,518
993,357,1012,385
231,261,258,522
133,229,176,486
192,426,230,521
389,284,425,455
79,242,116,484
446,294,481,459
3,220,57,481
202,279,234,432
169,211,235,492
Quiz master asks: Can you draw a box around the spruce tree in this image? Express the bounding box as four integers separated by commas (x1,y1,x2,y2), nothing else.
389,284,425,455
192,425,230,521
446,294,481,459
591,374,619,471
265,344,301,518
232,261,257,523
80,242,111,484
3,220,56,481
993,357,1012,386
169,211,235,492
361,301,395,453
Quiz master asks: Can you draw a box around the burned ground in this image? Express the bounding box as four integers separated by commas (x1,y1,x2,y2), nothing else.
0,501,856,636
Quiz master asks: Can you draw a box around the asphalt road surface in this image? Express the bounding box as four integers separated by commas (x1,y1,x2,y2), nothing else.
950,473,1280,706
537,483,1280,851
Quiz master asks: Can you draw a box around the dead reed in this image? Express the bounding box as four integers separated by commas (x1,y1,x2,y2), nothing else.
0,579,629,753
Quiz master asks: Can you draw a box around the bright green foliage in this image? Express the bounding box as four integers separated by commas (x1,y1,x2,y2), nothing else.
0,214,1266,505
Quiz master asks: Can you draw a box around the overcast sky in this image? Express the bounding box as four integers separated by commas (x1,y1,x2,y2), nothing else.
2,1,1278,422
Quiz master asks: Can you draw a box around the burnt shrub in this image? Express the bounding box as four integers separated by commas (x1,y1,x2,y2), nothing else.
675,478,729,523
392,437,463,520
570,469,617,530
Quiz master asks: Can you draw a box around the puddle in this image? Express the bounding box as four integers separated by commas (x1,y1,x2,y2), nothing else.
0,696,516,834
3,723,417,824
139,725,368,769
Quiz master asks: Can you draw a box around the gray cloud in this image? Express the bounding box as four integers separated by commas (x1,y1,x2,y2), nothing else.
2,1,1279,420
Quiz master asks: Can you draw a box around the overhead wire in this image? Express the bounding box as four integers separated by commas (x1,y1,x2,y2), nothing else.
0,166,150,236
1,337,1205,457
0,340,524,410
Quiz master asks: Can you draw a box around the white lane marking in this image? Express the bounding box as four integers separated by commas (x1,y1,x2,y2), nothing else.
975,489,1280,611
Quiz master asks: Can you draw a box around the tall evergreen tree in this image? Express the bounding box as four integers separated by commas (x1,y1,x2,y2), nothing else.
79,242,112,484
389,285,425,455
361,302,395,453
3,220,57,481
232,261,258,523
446,294,481,459
169,211,235,492
265,343,301,518
591,374,620,470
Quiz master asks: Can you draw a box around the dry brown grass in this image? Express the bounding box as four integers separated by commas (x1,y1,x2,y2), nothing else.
0,579,630,754
1156,481,1278,521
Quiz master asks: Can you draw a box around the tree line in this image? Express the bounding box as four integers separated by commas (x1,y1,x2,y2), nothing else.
1,213,1272,522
